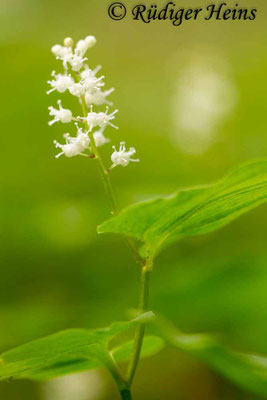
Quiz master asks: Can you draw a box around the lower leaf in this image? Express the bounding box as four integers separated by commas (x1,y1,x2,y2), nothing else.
0,312,155,382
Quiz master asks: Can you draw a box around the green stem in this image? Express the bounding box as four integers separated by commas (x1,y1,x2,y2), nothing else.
125,236,145,267
79,93,150,394
80,96,144,267
127,246,153,386
120,389,132,400
104,353,132,400
80,96,116,215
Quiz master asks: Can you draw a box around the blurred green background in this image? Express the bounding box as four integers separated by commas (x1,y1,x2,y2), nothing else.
0,0,267,398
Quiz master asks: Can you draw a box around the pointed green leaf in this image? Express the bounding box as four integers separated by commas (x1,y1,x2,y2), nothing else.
156,318,267,397
0,312,154,381
98,159,267,253
21,336,164,381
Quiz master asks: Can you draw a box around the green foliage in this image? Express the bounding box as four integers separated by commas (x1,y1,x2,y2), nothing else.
22,336,164,381
2,310,266,397
98,159,267,254
0,312,155,381
156,317,267,397
2,158,267,396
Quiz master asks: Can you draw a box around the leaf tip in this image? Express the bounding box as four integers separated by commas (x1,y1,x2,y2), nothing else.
96,224,103,234
134,311,155,324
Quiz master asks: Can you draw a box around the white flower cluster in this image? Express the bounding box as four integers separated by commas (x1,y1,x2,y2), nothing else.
47,36,139,168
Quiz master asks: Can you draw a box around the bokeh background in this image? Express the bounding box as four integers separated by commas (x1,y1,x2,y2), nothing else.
0,0,267,399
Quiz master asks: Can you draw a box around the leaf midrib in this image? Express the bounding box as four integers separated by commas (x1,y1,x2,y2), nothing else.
153,181,267,246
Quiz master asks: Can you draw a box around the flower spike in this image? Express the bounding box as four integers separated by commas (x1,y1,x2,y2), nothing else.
48,34,139,166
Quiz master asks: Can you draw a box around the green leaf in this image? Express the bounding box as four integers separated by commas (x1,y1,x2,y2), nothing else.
22,336,164,381
111,336,164,363
98,159,267,253
0,312,155,381
156,317,267,397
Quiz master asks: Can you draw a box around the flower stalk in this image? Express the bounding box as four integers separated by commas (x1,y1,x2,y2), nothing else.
103,353,132,400
47,34,149,398
80,95,117,215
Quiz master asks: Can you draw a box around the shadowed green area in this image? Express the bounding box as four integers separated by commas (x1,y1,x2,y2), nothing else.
154,318,267,397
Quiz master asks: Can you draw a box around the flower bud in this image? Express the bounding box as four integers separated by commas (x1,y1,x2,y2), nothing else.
85,36,96,48
51,44,62,56
64,37,74,47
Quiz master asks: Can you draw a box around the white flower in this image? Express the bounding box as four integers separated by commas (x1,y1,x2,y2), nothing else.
58,50,87,72
111,142,139,168
54,137,82,158
47,71,74,94
93,129,110,147
51,44,71,58
74,123,90,149
79,106,118,131
51,36,95,69
69,52,88,72
75,36,96,57
81,66,105,95
85,88,114,106
79,108,98,131
48,100,72,125
83,74,105,94
69,82,86,97
51,44,62,57
54,125,90,158
75,37,96,58
80,65,102,80
75,40,89,57
58,52,73,70
97,107,118,129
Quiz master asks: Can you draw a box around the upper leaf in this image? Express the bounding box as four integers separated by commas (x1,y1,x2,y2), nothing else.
0,312,154,381
98,159,267,253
